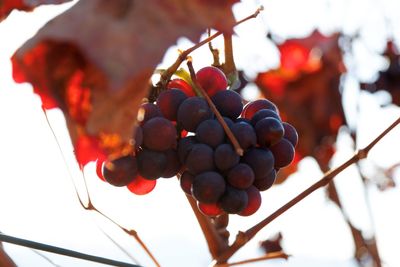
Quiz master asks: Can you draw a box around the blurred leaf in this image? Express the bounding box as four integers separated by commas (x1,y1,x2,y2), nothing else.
259,232,283,254
256,31,346,182
0,0,72,21
12,0,237,166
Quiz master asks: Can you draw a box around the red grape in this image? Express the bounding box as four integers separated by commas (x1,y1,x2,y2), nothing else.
196,66,228,97
167,78,196,97
156,89,187,121
198,202,223,217
103,155,138,187
142,117,177,151
241,99,278,119
239,186,262,216
192,171,226,204
127,175,156,195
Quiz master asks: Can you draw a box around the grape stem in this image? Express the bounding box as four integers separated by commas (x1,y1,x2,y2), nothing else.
214,116,400,264
186,59,244,156
158,6,264,89
212,251,289,267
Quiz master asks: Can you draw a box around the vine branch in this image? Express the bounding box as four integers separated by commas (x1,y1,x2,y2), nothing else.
215,116,400,263
214,251,289,267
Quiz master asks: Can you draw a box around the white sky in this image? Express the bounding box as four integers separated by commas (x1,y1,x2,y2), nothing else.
1,1,400,267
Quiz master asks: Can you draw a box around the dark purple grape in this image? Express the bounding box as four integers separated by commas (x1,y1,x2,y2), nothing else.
161,149,180,178
186,144,215,174
270,139,295,168
138,102,162,125
242,148,274,179
214,143,240,171
227,163,255,189
156,89,188,121
230,122,257,150
137,149,167,180
180,171,194,195
142,117,177,151
235,118,251,124
255,117,284,147
177,97,213,132
132,126,143,150
283,122,298,147
103,155,137,187
250,109,281,126
253,169,276,191
211,90,243,119
195,119,225,148
177,136,197,164
239,186,262,216
192,171,226,203
218,186,248,214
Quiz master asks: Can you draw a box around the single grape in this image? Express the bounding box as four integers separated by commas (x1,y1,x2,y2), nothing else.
242,148,275,179
127,175,156,195
214,143,240,172
142,117,177,151
235,117,251,124
161,149,180,178
239,186,262,216
103,155,138,187
227,163,255,189
222,117,234,128
156,89,188,121
186,143,215,174
196,66,228,97
192,171,226,203
269,139,295,168
177,97,213,132
241,99,278,119
230,121,257,150
195,119,225,148
218,186,248,214
137,149,167,180
250,109,281,126
255,117,285,147
138,102,162,125
180,171,195,195
177,136,197,164
167,78,196,97
253,169,276,191
198,202,223,217
283,122,298,147
211,90,243,119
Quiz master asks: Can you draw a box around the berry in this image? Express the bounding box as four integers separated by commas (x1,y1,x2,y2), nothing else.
227,163,255,189
198,202,223,217
192,171,226,204
186,144,215,174
214,143,240,172
230,121,257,150
167,78,196,97
219,186,248,214
132,126,143,150
255,117,285,147
283,122,298,147
211,90,243,119
177,97,213,132
250,109,281,126
253,169,276,191
195,119,225,148
103,156,138,187
156,89,187,121
177,136,197,164
138,102,162,125
239,186,262,216
242,148,275,179
142,117,177,151
180,171,195,195
137,149,167,180
127,175,157,195
161,149,180,178
270,139,295,168
196,66,228,97
242,99,278,119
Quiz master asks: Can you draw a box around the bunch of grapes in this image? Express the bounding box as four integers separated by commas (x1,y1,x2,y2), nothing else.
101,66,298,217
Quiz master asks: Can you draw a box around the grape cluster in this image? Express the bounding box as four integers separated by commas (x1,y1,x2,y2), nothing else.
101,66,298,217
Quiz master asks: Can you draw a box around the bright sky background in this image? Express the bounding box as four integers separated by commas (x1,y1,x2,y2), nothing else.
1,1,400,267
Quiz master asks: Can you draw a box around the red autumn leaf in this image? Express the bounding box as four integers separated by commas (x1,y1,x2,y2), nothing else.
12,0,237,166
256,31,346,182
0,0,72,21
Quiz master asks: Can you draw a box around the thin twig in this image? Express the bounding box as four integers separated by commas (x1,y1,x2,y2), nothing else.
0,233,141,267
186,59,244,156
43,111,160,267
158,6,264,88
213,251,289,267
215,116,400,263
31,249,61,267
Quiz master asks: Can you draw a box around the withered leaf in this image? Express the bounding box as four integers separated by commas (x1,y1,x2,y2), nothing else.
12,0,237,166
